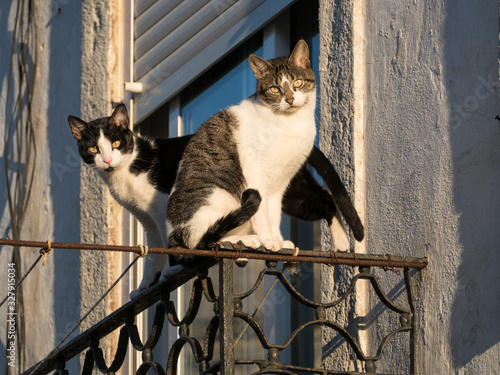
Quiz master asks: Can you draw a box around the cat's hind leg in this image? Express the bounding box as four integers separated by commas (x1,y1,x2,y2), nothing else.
130,253,167,299
162,188,261,272
330,210,350,252
130,219,169,299
282,169,350,251
282,166,336,222
159,262,185,281
216,195,262,257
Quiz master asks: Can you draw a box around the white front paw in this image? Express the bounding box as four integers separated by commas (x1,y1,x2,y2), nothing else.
221,235,261,249
129,254,169,300
159,264,185,281
237,235,261,249
130,274,157,300
261,237,284,252
129,289,142,300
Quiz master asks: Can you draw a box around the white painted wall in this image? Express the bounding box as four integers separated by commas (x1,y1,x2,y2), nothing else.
320,0,500,373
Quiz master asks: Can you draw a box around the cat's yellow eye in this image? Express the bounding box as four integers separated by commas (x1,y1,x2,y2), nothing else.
112,140,121,148
293,79,303,88
269,87,280,94
89,147,98,154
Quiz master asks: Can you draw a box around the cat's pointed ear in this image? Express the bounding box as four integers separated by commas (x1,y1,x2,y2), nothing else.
249,54,273,79
288,40,310,69
68,116,88,141
109,104,130,129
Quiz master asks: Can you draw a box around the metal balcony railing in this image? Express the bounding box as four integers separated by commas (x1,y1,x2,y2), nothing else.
0,239,427,375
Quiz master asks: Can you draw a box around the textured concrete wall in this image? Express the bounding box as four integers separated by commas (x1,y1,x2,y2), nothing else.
0,0,118,372
79,0,126,371
318,0,362,371
79,0,111,330
320,0,500,373
0,0,83,372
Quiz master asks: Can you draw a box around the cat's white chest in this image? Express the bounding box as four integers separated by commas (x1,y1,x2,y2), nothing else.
106,168,148,203
231,98,316,193
101,161,167,221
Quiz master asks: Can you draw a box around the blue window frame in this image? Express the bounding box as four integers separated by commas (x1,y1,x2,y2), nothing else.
181,43,263,135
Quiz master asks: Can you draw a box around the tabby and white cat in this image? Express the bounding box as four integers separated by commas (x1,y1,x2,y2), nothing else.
166,40,319,271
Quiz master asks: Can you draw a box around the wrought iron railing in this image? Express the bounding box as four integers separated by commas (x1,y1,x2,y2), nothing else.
4,240,427,375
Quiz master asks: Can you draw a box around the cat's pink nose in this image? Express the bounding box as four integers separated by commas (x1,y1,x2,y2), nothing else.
104,158,112,166
286,98,294,105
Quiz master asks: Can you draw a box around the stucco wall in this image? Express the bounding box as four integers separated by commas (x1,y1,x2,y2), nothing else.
318,0,362,372
0,0,83,372
79,0,111,331
320,0,500,373
0,0,118,372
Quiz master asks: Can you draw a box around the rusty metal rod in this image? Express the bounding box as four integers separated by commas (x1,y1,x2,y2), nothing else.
0,238,428,269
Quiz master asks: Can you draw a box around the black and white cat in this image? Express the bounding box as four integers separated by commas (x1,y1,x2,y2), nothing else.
165,40,341,272
68,42,364,297
68,106,192,296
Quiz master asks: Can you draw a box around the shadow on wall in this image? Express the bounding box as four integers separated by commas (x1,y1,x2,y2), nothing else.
47,1,83,373
0,3,12,369
446,0,500,369
0,1,14,244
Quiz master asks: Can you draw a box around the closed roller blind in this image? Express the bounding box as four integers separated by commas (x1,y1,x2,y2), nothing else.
133,0,296,122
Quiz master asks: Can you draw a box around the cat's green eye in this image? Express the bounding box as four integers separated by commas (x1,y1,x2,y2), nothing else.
293,79,303,88
112,140,121,148
269,87,280,94
89,147,98,154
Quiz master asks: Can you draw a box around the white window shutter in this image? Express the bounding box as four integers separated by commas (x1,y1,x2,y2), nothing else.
133,0,297,122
